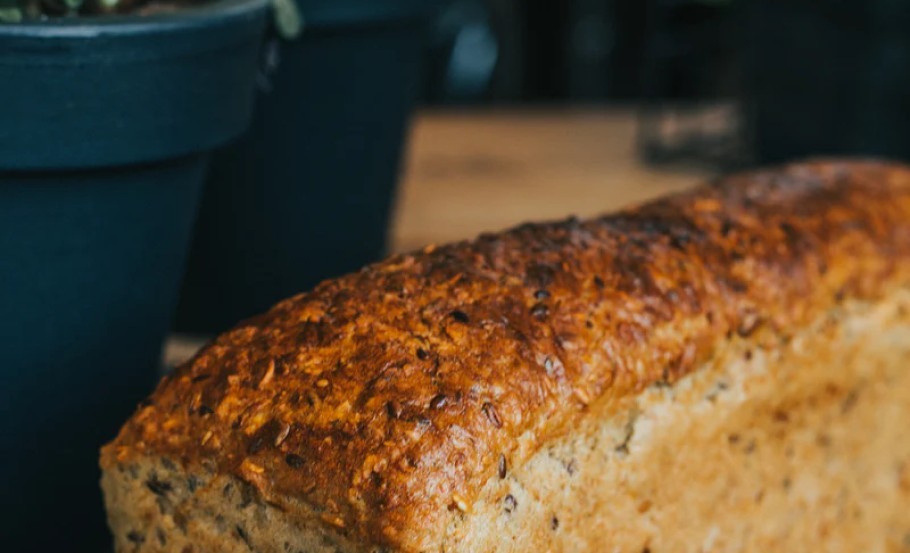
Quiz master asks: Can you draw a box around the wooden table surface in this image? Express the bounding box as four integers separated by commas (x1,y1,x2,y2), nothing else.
390,108,713,253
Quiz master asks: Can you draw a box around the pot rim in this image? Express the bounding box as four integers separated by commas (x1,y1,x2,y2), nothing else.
0,0,269,38
0,0,270,170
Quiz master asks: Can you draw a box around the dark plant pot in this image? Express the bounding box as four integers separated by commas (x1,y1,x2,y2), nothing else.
746,0,910,163
176,0,436,333
0,1,268,550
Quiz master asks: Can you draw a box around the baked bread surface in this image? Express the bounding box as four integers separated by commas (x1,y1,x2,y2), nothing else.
101,160,910,552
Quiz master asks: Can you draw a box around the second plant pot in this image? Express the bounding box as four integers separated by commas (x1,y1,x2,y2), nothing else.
176,0,435,333
745,0,910,163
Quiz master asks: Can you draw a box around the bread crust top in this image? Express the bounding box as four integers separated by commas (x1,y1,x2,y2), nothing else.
102,160,910,550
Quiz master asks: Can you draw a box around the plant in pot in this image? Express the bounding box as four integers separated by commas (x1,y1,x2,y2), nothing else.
0,0,274,548
175,0,443,334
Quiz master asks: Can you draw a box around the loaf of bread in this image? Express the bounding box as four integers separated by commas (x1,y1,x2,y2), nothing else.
101,160,910,552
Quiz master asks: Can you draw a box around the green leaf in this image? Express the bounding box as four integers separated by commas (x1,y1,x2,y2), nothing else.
63,0,84,13
0,6,22,20
272,0,302,40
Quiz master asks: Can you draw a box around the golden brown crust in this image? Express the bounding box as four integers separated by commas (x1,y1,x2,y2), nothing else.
102,159,910,551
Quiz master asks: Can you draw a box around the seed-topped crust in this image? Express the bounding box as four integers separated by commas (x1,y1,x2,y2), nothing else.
101,160,910,551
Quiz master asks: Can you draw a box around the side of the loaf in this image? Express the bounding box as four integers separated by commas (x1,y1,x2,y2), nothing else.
103,289,910,552
450,290,910,551
101,160,910,552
